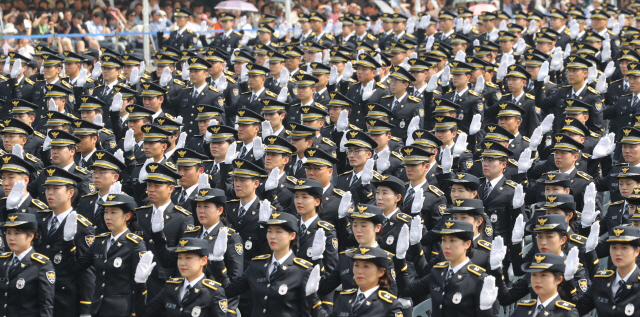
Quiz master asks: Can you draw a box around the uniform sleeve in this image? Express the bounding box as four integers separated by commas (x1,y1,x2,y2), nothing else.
139,286,168,317
223,233,244,285
75,224,96,315
393,257,431,298
489,267,530,306
179,213,195,234
149,230,178,269
298,267,312,317
223,260,253,299
575,278,597,315
306,293,335,317
320,228,339,281
209,288,228,317
533,80,558,113
38,261,55,317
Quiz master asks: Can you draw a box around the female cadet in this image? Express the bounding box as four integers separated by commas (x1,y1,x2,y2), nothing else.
0,213,55,317
304,247,404,317
510,253,580,317
60,188,147,317
134,237,229,317
490,213,589,306
393,220,499,317
211,211,313,317
372,175,414,255
576,226,640,316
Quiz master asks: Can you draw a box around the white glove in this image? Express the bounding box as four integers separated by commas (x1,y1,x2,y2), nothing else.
265,167,280,191
91,62,102,80
564,246,580,280
376,150,390,173
515,38,526,55
411,188,425,215
63,211,78,241
360,159,374,185
407,116,420,137
151,202,164,233
311,229,326,260
406,19,415,34
425,37,434,52
334,21,343,36
419,15,430,29
261,121,274,139
325,19,334,34
138,158,153,182
129,68,140,85
512,184,525,209
176,132,187,149
198,172,210,190
595,74,607,94
339,131,348,152
426,73,438,92
605,132,616,154
529,127,543,150
294,23,302,38
537,61,549,81
74,68,87,88
496,62,507,81
452,133,467,158
604,61,615,78
586,221,600,253
456,18,464,32
396,224,410,259
454,50,466,62
6,180,25,209
93,114,104,127
587,65,597,84
343,62,353,79
373,20,382,34
441,65,450,86
541,114,554,133
252,137,264,159
277,87,288,102
111,149,124,164
570,20,579,39
409,215,422,245
328,65,338,85
279,68,290,88
469,114,482,135
564,44,572,59
278,24,287,39
517,148,533,173
511,214,525,243
43,136,52,151
238,16,247,29
528,20,537,35
550,50,563,71
581,184,600,226
48,99,57,112
473,39,480,47
473,75,485,95
489,28,500,42
2,57,9,74
199,20,208,34
134,251,156,283
124,129,135,152
159,67,172,86
338,191,352,218
305,265,321,296
592,134,613,159
12,144,22,158
463,20,472,34
490,235,507,269
110,93,123,112
333,109,348,132
218,75,228,91
241,33,249,46
479,276,498,310
612,22,621,36
263,61,270,69
209,227,228,261
498,20,507,31
441,145,453,173
182,62,190,81
259,199,272,222
362,81,374,100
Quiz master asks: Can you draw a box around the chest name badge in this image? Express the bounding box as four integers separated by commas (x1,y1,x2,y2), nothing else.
626,304,634,316
279,284,288,295
54,253,62,264
491,214,498,223
452,292,462,304
16,278,25,289
114,257,122,268
386,235,394,245
245,240,253,250
192,306,201,317
307,247,313,258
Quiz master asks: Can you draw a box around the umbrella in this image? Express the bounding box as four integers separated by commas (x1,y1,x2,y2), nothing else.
469,3,497,15
214,1,258,12
373,0,394,14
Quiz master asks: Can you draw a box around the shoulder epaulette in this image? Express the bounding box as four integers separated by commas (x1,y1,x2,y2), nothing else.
517,299,537,306
75,166,88,175
611,78,623,83
590,131,601,138
175,205,192,216
94,84,104,89
522,136,530,142
225,75,236,84
478,240,492,250
468,90,480,96
100,128,113,135
126,233,143,243
348,78,358,84
61,81,73,89
286,176,298,184
25,78,34,85
428,185,443,196
381,94,393,98
433,90,441,95
391,151,403,160
31,199,47,210
0,252,12,258
265,90,278,98
433,261,450,268
595,270,614,277
325,33,334,40
77,214,92,227
378,290,397,303
166,277,185,283
569,234,586,245
391,136,402,141
408,95,421,103
86,78,94,83
349,124,362,130
187,29,194,33
505,180,517,188
241,91,251,94
376,82,387,89
252,254,271,261
208,85,220,92
340,288,357,295
367,33,376,40
227,199,240,203
486,82,498,88
556,300,575,310
173,79,185,86
294,257,312,269
396,213,412,223
508,158,518,166
31,253,49,264
587,86,599,94
135,204,153,209
582,153,592,159
577,171,592,180
340,170,353,176
95,232,111,238
185,225,201,233
322,137,335,146
202,279,221,290
467,263,485,276
333,188,345,196
610,200,625,205
34,131,45,139
317,220,335,231
525,93,535,100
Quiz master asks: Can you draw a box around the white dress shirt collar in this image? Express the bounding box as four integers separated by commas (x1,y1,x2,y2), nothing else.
356,285,380,300
449,257,470,273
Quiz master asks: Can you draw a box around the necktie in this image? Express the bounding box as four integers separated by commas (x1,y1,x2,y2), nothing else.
239,206,247,219
134,143,140,153
201,230,208,239
79,159,85,167
49,216,59,238
373,152,379,161
178,190,187,205
103,86,111,97
405,188,415,203
211,164,219,175
350,176,359,188
314,92,319,100
615,280,625,302
8,257,19,275
383,218,388,227
445,269,454,285
633,95,639,108
192,89,199,100
96,198,105,225
483,182,492,202
239,146,247,158
624,203,630,215
414,90,420,97
270,261,280,280
534,305,544,317
105,238,115,257
222,33,227,41
294,160,303,173
182,285,192,304
453,93,459,101
625,82,630,92
572,93,578,99
250,94,256,103
300,224,307,237
352,293,366,311
392,100,399,111
512,97,517,104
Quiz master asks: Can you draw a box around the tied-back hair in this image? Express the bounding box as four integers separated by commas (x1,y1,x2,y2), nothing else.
552,271,566,299
213,201,228,225
351,265,394,291
126,209,139,232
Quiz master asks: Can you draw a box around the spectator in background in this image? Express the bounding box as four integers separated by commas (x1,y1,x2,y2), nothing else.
32,11,52,35
2,23,18,55
14,13,32,36
55,0,66,9
133,3,144,25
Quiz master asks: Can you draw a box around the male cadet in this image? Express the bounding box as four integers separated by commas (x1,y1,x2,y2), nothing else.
408,129,444,186
258,136,298,209
210,12,242,56
262,49,286,95
122,124,173,203
204,125,236,189
231,50,255,92
605,62,640,135
286,123,321,180
36,166,95,317
284,44,304,77
432,115,474,172
336,131,380,205
76,150,127,234
139,82,171,121
151,51,184,105
367,118,405,178
206,50,239,126
466,57,501,115
178,57,224,135
581,9,619,58
170,148,208,216
187,104,223,156
236,63,278,115
246,23,277,47
372,51,393,87
322,92,354,139
521,50,557,98
492,65,539,137
1,52,34,116
92,57,127,126
406,57,439,102
107,85,138,140
261,99,289,138
63,51,95,104
547,8,571,49
291,13,314,45
441,60,484,133
309,12,336,45
300,105,337,155
29,130,93,207
77,99,117,153
135,161,194,300
121,53,146,86
287,73,320,124
72,119,104,167
155,116,184,161
0,144,47,220
491,103,531,158
534,55,604,133
430,10,457,46
349,15,378,48
0,117,44,177
253,43,273,69
120,104,155,164
310,62,332,106
603,49,638,108
234,110,265,167
32,53,70,116
344,54,390,129
162,8,196,49
381,66,424,140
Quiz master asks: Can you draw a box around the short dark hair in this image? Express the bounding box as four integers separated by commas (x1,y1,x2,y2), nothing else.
64,184,79,201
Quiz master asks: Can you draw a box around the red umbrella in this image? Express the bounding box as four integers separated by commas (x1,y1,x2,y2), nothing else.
469,4,498,15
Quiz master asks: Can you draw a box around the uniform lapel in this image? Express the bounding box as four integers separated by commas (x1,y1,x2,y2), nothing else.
486,177,506,202
8,249,33,279
271,254,294,281
181,278,204,307
354,291,378,315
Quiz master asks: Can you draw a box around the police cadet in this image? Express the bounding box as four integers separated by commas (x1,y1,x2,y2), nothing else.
213,12,243,56
61,193,146,317
204,125,236,189
300,105,338,156
162,8,196,49
381,66,424,140
134,161,194,300
336,131,379,205
233,109,265,166
440,60,484,134
287,73,319,124
0,118,44,179
494,65,539,137
603,48,639,108
206,50,239,126
107,85,138,141
35,166,96,317
154,116,184,161
235,63,278,117
169,148,208,215
431,116,474,173
92,57,127,124
186,104,223,156
409,129,444,186
261,99,289,139
493,103,531,158
30,130,93,207
0,213,55,317
605,62,640,134
76,99,118,153
309,62,332,106
34,83,76,133
119,104,155,164
121,53,146,87
8,99,46,155
597,166,640,236
76,150,127,235
1,52,35,114
0,145,47,220
301,148,344,224
258,135,298,210
62,51,95,107
291,13,313,45
371,175,414,256
349,15,379,48
139,82,173,123
344,53,390,130
231,50,255,90
366,119,405,178
151,52,185,108
72,119,115,166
